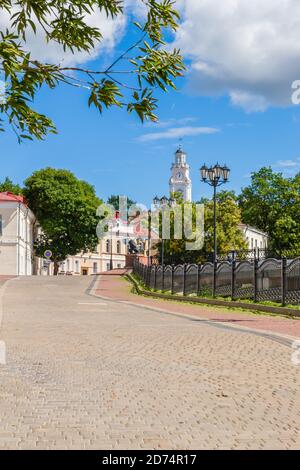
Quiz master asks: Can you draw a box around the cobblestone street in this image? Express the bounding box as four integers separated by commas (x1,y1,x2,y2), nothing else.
0,276,299,449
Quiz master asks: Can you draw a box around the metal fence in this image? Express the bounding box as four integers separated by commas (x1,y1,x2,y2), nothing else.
133,257,300,307
154,248,300,265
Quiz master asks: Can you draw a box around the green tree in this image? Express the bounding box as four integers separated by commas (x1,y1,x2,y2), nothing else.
239,168,300,254
107,194,136,211
24,168,102,274
0,176,23,194
0,1,184,142
198,190,238,205
170,190,184,205
157,193,247,265
203,194,247,257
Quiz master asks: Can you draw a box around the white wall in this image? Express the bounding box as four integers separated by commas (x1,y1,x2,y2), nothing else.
240,225,268,250
0,202,35,275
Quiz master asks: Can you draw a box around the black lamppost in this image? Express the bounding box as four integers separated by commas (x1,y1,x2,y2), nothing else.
109,221,113,271
153,196,176,268
200,163,230,273
147,209,151,267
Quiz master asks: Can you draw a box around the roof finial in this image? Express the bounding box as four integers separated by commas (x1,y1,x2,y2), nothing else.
176,137,184,153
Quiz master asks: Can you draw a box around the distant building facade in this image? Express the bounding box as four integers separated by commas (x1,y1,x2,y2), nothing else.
55,216,146,275
238,224,269,251
0,192,36,275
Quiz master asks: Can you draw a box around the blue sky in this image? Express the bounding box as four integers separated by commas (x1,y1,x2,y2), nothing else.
1,0,300,206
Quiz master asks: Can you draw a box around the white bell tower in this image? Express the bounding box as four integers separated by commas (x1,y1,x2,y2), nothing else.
169,146,192,202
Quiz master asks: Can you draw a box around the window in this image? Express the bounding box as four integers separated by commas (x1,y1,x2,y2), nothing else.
106,240,110,253
0,215,2,236
106,263,110,271
117,240,121,254
117,264,121,268
93,262,98,274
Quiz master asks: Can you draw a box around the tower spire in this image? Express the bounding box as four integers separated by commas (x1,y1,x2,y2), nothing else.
169,145,192,202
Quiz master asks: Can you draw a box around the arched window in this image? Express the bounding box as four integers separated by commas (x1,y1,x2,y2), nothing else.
117,240,121,254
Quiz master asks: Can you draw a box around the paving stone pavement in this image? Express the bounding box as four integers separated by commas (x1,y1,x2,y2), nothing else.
0,276,299,450
95,274,300,339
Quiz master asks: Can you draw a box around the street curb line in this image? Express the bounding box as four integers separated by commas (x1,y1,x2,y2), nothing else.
0,278,19,332
0,281,8,331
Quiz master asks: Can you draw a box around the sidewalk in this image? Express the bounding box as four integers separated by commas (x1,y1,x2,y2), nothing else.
0,275,15,288
94,274,300,339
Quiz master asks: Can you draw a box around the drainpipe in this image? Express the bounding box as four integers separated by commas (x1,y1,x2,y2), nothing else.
25,207,29,275
17,202,20,275
31,218,38,275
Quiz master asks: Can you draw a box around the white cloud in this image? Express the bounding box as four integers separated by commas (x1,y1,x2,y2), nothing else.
275,159,300,168
173,0,300,111
125,0,148,19
0,7,126,66
145,116,198,128
138,126,219,142
272,157,300,175
273,158,300,173
229,91,269,113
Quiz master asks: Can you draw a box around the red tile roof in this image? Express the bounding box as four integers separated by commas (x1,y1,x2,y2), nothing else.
0,191,26,204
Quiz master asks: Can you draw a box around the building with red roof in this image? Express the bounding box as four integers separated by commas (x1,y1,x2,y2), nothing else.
0,192,36,275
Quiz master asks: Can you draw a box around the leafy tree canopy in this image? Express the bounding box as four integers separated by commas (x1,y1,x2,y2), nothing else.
0,0,184,142
170,190,184,205
157,193,247,265
239,167,300,254
0,176,23,194
107,194,136,211
23,167,102,273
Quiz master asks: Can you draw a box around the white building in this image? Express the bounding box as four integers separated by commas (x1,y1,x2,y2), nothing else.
169,147,192,202
238,224,269,251
56,215,141,275
0,192,36,275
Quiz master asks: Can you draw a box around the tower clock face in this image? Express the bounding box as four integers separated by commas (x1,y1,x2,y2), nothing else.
177,172,182,179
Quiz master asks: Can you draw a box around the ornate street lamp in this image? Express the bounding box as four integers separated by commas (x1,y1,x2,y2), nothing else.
108,210,120,271
200,164,208,181
160,195,169,207
147,209,152,267
200,163,230,294
222,165,230,181
153,196,160,208
152,196,176,268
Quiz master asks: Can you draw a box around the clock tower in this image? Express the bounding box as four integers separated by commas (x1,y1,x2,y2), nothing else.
169,146,192,202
